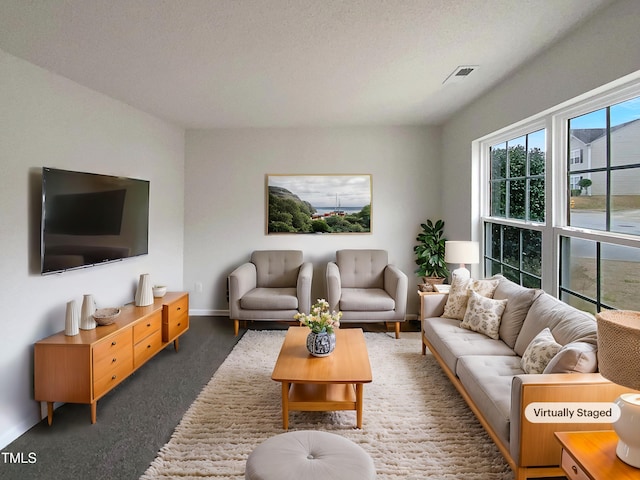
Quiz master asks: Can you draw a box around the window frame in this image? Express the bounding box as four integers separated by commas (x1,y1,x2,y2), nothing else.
476,73,640,300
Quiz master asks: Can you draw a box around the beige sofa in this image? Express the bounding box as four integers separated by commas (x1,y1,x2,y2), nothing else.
421,274,627,480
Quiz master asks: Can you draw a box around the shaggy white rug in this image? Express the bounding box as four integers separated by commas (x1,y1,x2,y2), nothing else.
141,330,513,479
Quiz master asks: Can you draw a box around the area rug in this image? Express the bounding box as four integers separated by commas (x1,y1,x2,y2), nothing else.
141,330,513,479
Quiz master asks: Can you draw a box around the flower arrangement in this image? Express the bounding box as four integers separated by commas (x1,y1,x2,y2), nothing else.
294,299,342,334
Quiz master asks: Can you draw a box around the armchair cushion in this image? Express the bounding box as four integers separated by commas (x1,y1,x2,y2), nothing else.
251,250,303,288
240,288,298,310
339,288,395,311
336,249,388,288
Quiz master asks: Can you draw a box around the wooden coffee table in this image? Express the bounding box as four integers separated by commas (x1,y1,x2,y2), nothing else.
271,327,372,429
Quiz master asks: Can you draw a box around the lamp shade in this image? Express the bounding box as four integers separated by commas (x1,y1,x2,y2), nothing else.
444,241,479,266
597,310,640,391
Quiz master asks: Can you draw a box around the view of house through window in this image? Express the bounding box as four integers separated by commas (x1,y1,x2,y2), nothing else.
481,89,640,312
562,95,640,311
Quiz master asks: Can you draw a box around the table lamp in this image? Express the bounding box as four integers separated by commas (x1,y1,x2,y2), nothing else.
444,241,479,277
596,310,640,468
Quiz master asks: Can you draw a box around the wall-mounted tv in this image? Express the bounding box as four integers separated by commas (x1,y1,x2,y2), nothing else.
41,167,150,274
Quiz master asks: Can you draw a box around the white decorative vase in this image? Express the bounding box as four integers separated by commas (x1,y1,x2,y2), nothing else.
79,294,96,330
135,273,154,306
64,300,80,336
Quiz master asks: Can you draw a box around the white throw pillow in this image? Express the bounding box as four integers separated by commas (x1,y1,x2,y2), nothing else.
521,328,562,374
460,290,507,339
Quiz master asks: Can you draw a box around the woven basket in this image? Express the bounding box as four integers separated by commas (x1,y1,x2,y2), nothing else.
596,310,640,391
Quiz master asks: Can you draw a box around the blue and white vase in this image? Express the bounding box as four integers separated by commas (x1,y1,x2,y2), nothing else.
306,331,336,357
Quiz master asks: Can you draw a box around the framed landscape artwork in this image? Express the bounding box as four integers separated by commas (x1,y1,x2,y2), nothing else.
266,174,372,234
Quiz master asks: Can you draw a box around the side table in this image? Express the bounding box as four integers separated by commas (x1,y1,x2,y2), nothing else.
555,431,640,480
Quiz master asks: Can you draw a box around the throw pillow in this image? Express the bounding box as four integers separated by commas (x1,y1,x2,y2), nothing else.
443,273,501,321
460,290,508,339
521,328,562,374
543,341,598,374
442,269,471,320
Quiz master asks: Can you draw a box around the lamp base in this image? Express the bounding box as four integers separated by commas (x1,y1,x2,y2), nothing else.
613,393,640,468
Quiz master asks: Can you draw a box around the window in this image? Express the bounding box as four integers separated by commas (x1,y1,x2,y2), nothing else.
489,129,545,222
568,97,640,235
484,129,545,289
479,82,640,312
485,223,541,288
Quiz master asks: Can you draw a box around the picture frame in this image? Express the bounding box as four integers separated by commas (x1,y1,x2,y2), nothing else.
266,174,372,234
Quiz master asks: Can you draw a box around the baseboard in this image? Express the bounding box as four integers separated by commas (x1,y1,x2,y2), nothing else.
0,410,42,450
190,309,418,320
189,309,229,317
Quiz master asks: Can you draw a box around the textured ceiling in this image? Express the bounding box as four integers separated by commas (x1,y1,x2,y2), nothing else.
0,0,613,128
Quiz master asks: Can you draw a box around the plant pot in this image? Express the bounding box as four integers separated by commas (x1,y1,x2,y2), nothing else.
306,331,336,357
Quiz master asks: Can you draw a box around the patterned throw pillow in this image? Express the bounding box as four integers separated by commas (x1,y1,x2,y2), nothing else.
460,290,508,339
521,328,562,374
442,270,471,320
443,272,500,320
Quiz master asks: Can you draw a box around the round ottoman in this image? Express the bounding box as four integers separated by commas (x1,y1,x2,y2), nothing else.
245,430,376,480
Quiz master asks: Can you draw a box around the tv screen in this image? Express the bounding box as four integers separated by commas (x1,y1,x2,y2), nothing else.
41,167,150,274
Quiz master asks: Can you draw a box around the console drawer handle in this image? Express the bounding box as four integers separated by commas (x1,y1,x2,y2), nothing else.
147,323,151,327
572,465,578,474
111,341,117,346
147,344,152,349
111,375,117,380
112,358,117,363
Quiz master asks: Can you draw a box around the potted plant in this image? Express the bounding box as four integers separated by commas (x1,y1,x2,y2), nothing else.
414,219,449,289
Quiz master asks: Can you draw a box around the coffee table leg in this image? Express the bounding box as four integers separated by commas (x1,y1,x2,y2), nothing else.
281,382,290,430
356,383,364,429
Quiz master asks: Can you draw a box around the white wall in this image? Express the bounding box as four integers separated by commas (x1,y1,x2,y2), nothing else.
184,126,441,318
441,0,640,246
0,49,185,448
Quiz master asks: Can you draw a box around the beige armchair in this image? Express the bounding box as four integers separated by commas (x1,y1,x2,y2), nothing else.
326,249,408,338
228,250,312,336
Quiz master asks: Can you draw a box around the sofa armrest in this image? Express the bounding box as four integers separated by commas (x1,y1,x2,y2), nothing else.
420,292,448,319
510,373,627,467
384,264,408,319
297,262,313,314
228,262,257,317
325,262,341,313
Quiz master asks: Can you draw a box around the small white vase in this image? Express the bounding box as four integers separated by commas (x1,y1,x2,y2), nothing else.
79,294,96,330
135,273,154,306
64,300,80,336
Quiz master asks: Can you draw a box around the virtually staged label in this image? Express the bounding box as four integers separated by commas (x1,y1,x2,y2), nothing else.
524,402,620,423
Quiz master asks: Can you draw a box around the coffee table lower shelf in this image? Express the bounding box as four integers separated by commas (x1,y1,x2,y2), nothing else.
281,382,364,429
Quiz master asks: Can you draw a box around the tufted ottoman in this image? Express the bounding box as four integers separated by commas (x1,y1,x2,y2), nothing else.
245,430,376,480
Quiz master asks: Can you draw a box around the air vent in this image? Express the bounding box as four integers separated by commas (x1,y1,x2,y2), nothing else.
443,65,479,85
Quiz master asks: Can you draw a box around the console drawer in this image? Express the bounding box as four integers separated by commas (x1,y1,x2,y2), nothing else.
133,311,162,344
561,449,590,480
134,328,163,368
163,294,189,342
93,349,133,398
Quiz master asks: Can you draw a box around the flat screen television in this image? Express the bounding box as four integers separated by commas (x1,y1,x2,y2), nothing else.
41,167,150,274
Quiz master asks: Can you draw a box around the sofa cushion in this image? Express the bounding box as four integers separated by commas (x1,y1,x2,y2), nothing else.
240,288,298,310
493,276,543,349
460,291,508,340
456,355,524,449
514,293,598,357
423,316,516,373
443,272,500,320
339,288,394,311
543,341,598,374
521,328,562,374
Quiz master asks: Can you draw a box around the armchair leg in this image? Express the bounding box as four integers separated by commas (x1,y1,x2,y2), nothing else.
234,319,239,336
395,322,400,339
